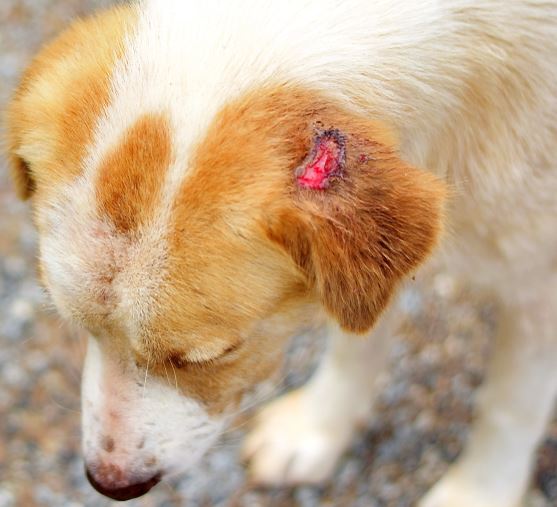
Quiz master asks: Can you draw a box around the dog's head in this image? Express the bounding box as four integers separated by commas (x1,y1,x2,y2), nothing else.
6,5,446,501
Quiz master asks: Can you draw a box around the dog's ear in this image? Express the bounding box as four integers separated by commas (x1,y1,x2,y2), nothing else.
6,96,35,200
268,120,447,334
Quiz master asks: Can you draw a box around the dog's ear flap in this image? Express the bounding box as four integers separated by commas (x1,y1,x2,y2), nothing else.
6,98,35,200
269,121,447,334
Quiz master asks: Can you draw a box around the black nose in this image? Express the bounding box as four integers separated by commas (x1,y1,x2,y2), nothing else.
86,468,161,501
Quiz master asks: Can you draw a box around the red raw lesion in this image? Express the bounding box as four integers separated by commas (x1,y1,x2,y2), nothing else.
296,129,346,189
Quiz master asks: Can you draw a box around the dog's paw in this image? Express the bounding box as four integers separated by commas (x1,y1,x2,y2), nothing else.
242,389,351,486
419,471,522,507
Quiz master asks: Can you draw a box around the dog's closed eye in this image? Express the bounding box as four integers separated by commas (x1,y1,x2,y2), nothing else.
166,341,244,369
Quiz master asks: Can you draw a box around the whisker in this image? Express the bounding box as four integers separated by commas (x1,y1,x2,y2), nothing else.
170,360,179,390
229,374,288,418
48,395,82,415
222,340,317,435
142,351,151,398
163,362,172,388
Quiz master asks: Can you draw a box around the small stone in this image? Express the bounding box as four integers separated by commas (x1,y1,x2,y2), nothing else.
0,487,16,507
415,410,436,432
525,490,551,507
433,273,458,298
1,362,26,387
398,287,423,316
10,298,34,322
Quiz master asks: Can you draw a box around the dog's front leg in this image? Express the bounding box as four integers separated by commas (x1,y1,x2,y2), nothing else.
243,303,399,485
421,281,557,507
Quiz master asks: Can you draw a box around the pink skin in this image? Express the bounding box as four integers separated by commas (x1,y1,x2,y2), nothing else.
296,130,345,189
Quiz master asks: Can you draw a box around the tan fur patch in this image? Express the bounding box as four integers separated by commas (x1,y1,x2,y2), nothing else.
6,5,137,200
96,114,172,233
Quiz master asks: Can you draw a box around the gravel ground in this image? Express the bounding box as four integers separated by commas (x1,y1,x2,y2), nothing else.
1,2,556,506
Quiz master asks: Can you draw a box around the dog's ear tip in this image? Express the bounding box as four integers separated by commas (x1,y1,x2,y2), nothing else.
336,318,378,335
324,290,392,335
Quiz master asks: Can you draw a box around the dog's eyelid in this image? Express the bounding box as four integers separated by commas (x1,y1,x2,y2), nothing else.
221,341,243,356
170,340,244,368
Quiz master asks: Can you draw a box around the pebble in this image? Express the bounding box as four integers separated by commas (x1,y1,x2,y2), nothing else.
9,298,34,322
1,362,26,386
433,272,458,298
0,488,15,507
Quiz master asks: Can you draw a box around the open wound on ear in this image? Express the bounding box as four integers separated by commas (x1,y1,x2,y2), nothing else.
295,129,346,189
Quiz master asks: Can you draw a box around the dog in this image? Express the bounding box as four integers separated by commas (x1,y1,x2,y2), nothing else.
6,0,557,505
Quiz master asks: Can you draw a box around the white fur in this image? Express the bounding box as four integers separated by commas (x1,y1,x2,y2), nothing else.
82,337,224,480
38,189,169,344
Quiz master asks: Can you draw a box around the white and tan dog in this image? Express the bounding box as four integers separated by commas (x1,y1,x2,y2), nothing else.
6,0,557,505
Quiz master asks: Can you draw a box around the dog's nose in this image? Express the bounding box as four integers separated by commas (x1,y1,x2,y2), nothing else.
85,466,161,501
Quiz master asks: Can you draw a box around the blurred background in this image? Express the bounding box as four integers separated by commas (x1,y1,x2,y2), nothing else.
0,1,556,506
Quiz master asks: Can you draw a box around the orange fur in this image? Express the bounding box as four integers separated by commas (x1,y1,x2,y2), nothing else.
96,114,171,233
5,5,137,200
184,85,446,333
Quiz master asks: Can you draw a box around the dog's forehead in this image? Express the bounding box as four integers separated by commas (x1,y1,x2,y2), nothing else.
86,0,249,194
41,103,269,344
